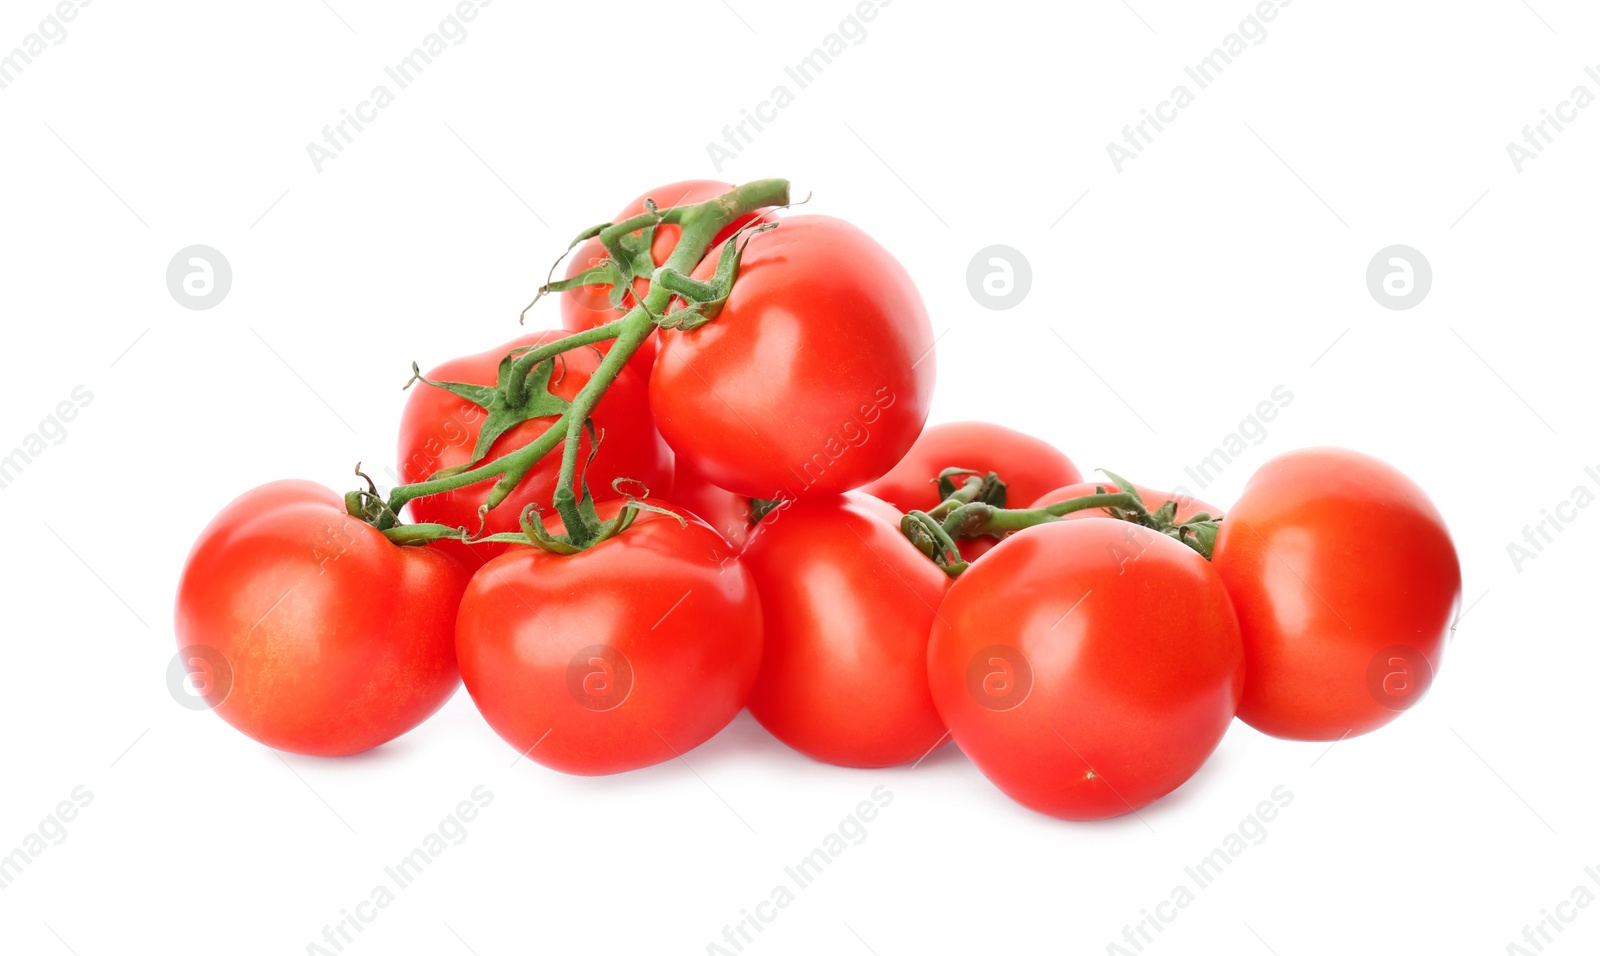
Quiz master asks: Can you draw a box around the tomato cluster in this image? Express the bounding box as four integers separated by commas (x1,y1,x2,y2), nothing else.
174,179,1462,821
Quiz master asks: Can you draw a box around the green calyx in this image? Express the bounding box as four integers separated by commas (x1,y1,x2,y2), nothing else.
651,222,777,331
531,179,790,326
1092,471,1222,559
899,467,1226,577
354,178,791,553
405,349,572,478
901,509,970,577
927,468,1009,527
475,481,687,555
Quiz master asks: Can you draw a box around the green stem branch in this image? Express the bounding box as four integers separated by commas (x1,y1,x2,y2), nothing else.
380,178,790,538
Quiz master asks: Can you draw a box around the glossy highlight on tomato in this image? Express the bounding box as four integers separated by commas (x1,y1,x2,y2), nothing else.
174,481,469,757
1212,447,1461,741
651,215,936,499
455,500,763,775
928,519,1244,820
741,493,948,767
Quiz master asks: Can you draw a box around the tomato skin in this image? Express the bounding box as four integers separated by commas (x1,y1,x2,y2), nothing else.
397,331,671,568
741,493,948,768
927,519,1244,820
667,462,755,550
455,501,763,775
1212,448,1461,741
558,180,768,374
866,421,1082,514
862,420,1081,562
650,215,936,499
1031,482,1218,524
174,481,469,757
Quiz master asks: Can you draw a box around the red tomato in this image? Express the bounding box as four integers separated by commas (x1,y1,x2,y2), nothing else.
651,216,935,499
864,421,1082,561
1212,448,1461,740
1031,481,1218,524
866,421,1082,513
455,500,763,775
397,331,671,568
741,493,948,767
667,462,755,550
174,481,469,756
927,519,1244,820
558,180,769,373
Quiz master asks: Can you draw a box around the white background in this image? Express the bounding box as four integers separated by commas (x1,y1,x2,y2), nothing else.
2,1,1597,954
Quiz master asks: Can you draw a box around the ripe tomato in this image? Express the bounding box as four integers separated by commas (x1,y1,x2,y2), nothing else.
558,180,769,373
174,481,469,757
651,216,935,499
865,421,1082,561
866,421,1082,513
455,500,763,775
1031,481,1217,524
397,331,671,567
1212,448,1461,740
741,493,948,768
927,519,1244,820
667,461,755,550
